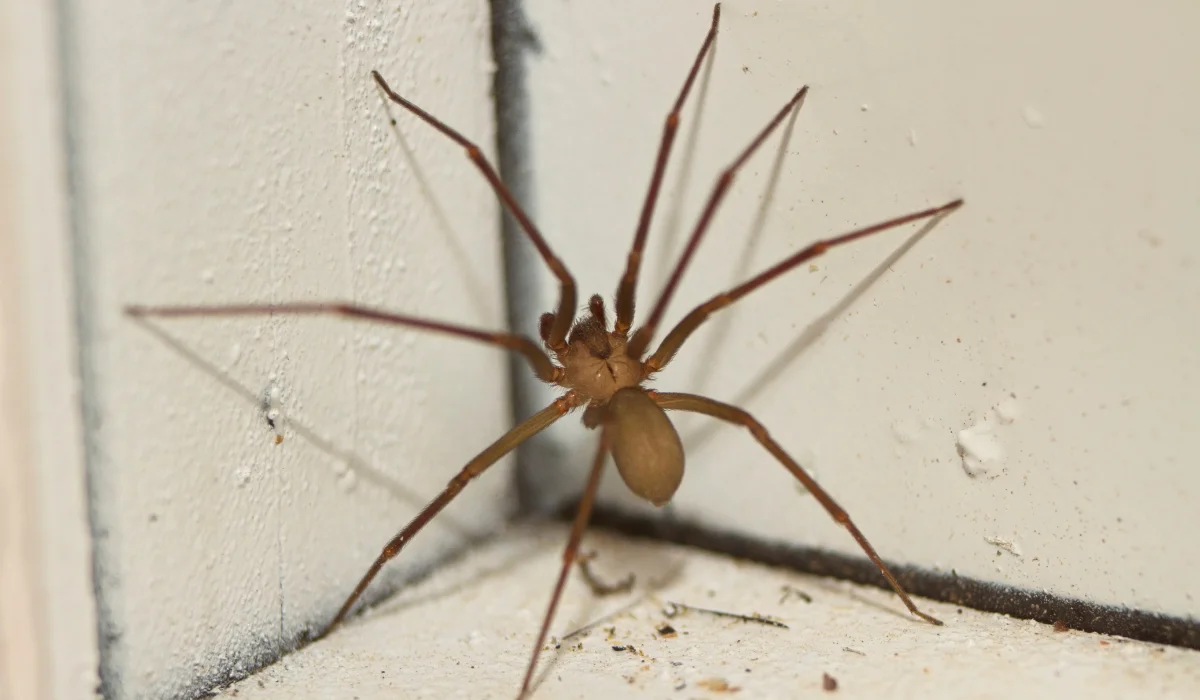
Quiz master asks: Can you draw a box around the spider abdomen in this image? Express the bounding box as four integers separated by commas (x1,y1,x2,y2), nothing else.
607,387,684,506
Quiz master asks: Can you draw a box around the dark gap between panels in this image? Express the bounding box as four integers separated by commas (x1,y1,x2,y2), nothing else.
490,0,569,516
581,504,1200,652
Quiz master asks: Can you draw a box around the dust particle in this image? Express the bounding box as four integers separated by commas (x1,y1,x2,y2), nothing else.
697,678,741,693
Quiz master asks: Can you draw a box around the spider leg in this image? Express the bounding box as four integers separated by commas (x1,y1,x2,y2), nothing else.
614,3,721,337
318,394,577,638
371,71,577,353
644,200,963,372
627,85,810,359
652,391,942,625
126,302,563,384
519,431,610,697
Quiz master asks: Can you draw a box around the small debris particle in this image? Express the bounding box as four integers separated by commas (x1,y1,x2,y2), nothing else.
579,552,636,596
742,65,750,74
843,646,866,656
1099,640,1110,646
779,585,813,604
273,434,283,445
663,601,788,629
612,645,627,652
1053,620,1069,633
697,677,741,693
1137,229,1163,248
984,536,1022,557
823,672,839,691
657,623,678,638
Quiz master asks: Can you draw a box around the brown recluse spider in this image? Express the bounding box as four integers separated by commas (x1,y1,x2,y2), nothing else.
126,4,963,696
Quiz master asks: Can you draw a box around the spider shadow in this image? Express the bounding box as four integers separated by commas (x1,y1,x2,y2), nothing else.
372,83,500,325
128,316,477,537
809,576,918,625
530,533,689,693
679,208,956,453
364,520,561,623
652,23,720,286
685,87,805,400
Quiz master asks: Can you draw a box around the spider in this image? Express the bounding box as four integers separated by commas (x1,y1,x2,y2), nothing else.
127,4,962,695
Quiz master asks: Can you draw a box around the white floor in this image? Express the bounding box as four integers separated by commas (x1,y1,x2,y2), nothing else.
220,523,1200,699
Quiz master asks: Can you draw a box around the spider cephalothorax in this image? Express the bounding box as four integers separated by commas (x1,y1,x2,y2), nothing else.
547,295,646,404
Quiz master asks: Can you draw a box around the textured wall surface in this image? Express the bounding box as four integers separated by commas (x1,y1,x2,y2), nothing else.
516,0,1200,621
68,2,509,697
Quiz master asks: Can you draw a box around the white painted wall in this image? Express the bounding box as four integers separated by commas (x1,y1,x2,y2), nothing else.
69,1,508,697
520,0,1200,621
13,1,1198,695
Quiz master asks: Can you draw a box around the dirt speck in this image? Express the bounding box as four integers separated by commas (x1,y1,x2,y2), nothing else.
697,677,741,693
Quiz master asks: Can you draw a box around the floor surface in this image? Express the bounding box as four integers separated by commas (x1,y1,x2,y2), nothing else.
219,523,1200,699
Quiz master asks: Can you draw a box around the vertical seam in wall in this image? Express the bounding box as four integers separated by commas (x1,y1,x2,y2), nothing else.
53,0,112,694
489,0,551,513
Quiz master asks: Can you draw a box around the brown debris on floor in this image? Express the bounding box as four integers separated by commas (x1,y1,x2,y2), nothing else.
696,677,741,693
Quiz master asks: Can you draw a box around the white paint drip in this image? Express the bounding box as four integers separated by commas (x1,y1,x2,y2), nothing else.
985,535,1023,557
957,415,1005,477
956,396,1023,477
